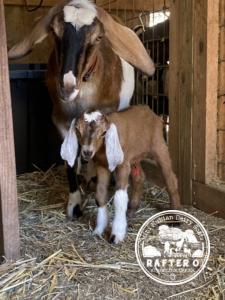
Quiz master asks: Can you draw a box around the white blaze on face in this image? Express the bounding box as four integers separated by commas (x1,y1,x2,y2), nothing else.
63,70,76,88
63,0,97,29
63,71,79,101
84,111,102,123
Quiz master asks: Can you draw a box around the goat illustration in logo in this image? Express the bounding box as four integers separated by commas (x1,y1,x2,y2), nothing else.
142,243,161,258
141,225,204,259
136,210,210,285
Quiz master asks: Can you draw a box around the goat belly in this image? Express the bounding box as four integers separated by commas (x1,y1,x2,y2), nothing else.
130,151,150,164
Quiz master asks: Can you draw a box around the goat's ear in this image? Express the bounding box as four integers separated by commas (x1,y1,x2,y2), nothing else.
60,119,78,167
8,0,68,59
105,123,124,172
96,7,155,76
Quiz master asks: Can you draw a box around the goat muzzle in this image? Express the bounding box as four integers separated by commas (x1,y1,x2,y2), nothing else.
81,149,93,161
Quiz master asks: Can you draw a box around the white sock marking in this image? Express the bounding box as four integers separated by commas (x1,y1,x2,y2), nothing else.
112,189,129,243
93,206,108,236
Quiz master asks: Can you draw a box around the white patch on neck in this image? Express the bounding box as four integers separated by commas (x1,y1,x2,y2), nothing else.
84,111,102,123
64,0,97,29
118,58,134,111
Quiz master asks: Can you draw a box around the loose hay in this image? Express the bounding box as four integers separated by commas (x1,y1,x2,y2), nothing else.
0,166,225,299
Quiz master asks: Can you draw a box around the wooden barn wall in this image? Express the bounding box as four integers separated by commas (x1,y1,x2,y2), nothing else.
5,5,53,64
217,0,225,181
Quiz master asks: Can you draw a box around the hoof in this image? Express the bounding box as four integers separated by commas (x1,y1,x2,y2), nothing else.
109,232,125,244
73,204,83,218
92,228,103,237
67,204,83,221
66,191,83,220
109,234,116,244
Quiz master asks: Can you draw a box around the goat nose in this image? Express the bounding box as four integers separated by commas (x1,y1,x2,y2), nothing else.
82,150,92,159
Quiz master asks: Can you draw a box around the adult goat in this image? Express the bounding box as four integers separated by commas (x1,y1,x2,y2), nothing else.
8,0,155,219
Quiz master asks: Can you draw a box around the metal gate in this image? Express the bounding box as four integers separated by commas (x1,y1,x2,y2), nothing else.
96,0,170,139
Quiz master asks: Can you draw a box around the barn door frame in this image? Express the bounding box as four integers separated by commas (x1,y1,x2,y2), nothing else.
0,0,20,259
169,0,225,217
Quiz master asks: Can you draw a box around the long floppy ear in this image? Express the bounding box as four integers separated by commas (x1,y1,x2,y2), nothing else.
8,0,69,59
105,123,124,172
60,119,78,167
96,7,155,76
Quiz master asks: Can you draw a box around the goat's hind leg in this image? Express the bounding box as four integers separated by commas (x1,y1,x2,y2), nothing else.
152,142,181,210
128,163,144,217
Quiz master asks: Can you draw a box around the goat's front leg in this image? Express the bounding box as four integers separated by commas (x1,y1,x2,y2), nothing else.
110,164,130,244
66,162,83,220
93,166,111,236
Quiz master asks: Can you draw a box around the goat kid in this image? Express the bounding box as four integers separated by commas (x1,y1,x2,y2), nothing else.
61,105,181,243
8,0,155,220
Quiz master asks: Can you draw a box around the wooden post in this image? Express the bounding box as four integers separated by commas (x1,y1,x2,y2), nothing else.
169,0,193,205
169,0,220,209
0,0,20,259
192,0,218,185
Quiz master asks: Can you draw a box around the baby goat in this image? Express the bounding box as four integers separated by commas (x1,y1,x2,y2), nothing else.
61,105,180,243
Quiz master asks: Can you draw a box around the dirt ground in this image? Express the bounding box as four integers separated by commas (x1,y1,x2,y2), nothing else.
0,166,225,299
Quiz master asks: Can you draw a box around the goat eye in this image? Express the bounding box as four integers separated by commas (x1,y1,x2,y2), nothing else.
96,36,102,42
76,130,81,139
101,131,106,137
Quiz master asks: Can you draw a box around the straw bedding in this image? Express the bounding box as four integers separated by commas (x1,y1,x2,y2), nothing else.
0,165,225,299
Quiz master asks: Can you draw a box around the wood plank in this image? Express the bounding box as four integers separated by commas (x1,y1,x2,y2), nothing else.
218,61,225,96
193,181,225,218
217,131,225,162
218,162,225,181
205,0,219,182
4,0,57,6
168,0,179,176
96,0,170,11
192,0,218,183
219,26,225,61
169,0,193,205
0,0,20,259
218,96,225,129
4,0,170,11
219,0,225,26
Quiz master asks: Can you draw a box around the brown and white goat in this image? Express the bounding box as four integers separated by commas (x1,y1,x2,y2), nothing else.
8,0,155,220
61,105,181,243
